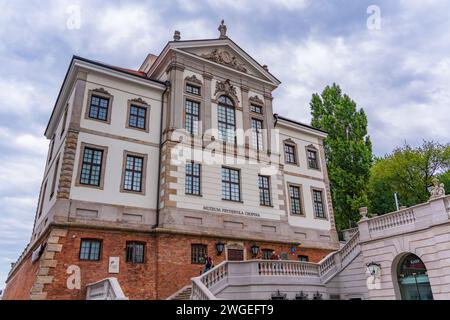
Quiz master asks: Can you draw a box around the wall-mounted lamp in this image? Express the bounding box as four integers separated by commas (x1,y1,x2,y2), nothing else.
251,245,260,257
215,242,225,256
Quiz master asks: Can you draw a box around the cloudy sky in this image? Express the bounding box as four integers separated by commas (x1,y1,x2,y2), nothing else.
0,0,449,289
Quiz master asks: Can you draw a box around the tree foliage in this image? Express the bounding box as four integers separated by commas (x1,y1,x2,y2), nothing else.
310,83,373,230
367,141,450,214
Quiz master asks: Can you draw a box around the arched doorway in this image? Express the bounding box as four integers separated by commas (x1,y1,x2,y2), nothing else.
397,253,433,300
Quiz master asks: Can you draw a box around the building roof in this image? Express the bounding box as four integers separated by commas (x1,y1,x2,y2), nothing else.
72,55,165,84
274,114,328,135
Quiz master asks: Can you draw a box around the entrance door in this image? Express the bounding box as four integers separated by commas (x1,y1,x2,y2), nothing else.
397,254,433,300
227,249,244,261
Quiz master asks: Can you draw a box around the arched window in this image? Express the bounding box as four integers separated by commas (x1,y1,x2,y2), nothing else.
217,95,235,143
397,254,433,300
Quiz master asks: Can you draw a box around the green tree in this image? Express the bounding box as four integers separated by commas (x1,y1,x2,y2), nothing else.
310,83,373,230
367,141,450,214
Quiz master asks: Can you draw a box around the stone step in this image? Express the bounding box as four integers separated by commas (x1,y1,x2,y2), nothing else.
170,286,192,300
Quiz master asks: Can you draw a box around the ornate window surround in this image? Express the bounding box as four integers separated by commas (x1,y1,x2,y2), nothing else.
310,186,328,220
119,150,148,196
305,144,321,171
258,175,272,207
183,95,202,136
184,75,203,97
287,182,306,217
217,95,237,144
75,142,108,190
213,79,241,110
283,138,300,167
85,88,114,124
251,117,264,152
249,95,265,114
126,97,151,133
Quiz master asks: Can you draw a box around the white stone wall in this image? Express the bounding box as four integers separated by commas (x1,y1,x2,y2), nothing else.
326,253,369,300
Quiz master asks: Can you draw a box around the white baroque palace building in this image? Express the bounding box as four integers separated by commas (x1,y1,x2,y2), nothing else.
3,21,339,300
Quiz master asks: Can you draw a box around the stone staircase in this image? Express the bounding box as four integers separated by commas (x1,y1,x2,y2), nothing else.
167,285,192,300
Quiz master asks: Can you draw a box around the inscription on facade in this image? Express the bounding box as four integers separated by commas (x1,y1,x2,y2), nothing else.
203,206,261,218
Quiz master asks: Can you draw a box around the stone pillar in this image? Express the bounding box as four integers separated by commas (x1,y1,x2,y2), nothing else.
241,85,250,133
264,93,274,154
202,72,213,134
166,61,185,131
358,218,370,242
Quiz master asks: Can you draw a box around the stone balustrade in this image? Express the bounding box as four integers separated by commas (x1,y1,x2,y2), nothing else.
368,208,415,233
359,195,450,242
191,196,450,300
190,231,361,300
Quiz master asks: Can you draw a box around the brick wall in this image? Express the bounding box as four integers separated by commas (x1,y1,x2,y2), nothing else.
3,226,333,300
2,252,40,300
44,228,158,300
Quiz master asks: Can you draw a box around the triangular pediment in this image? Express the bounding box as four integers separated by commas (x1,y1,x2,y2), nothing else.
168,39,280,86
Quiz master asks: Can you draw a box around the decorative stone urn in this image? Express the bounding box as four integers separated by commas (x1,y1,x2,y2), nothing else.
359,207,368,220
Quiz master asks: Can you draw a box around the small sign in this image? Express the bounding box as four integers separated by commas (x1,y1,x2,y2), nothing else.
202,206,261,218
108,257,120,274
31,243,45,263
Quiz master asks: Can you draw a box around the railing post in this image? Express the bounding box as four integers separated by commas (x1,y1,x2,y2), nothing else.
333,252,342,271
358,218,370,242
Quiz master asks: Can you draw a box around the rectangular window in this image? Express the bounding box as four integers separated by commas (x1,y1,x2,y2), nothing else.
251,118,263,151
289,185,303,215
217,100,235,143
48,136,55,163
186,162,201,195
80,147,103,186
88,95,109,121
49,156,60,199
298,255,309,262
129,105,147,130
284,144,297,164
313,189,326,219
186,83,200,95
307,149,319,169
38,181,47,218
185,100,200,135
123,155,144,192
250,104,263,114
222,167,241,202
126,242,145,264
258,175,271,206
262,249,273,260
79,239,102,261
191,244,207,264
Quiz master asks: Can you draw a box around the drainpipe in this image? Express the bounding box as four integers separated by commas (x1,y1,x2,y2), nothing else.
155,80,171,228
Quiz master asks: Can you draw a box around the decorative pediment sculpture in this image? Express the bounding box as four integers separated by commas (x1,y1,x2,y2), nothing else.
249,95,264,105
92,87,111,96
201,49,247,73
185,75,202,85
218,19,227,39
429,177,446,200
130,97,149,105
214,79,239,103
